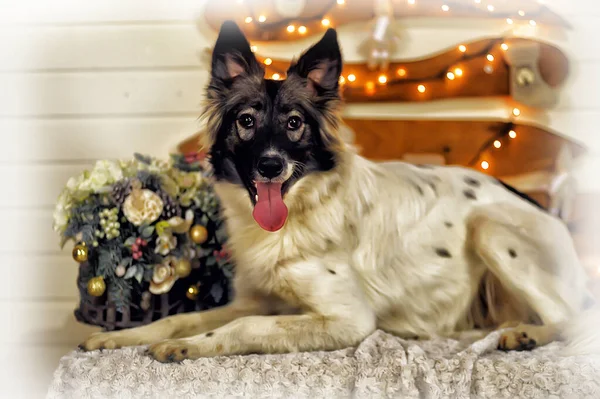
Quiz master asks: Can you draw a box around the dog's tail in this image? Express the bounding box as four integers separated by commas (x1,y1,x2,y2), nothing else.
561,307,600,356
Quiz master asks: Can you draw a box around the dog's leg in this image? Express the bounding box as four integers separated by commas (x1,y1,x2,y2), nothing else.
79,298,265,351
469,204,588,351
147,257,376,362
148,313,372,362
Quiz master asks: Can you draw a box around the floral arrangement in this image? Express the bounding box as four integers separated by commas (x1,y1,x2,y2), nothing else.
54,153,234,325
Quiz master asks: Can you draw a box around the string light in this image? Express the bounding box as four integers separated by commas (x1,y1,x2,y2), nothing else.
529,20,537,26
250,45,258,53
298,26,307,34
487,5,494,11
442,5,450,11
481,161,490,170
518,10,525,16
264,58,272,66
347,74,356,82
337,0,345,4
512,108,521,116
506,18,513,24
321,18,331,26
418,84,426,93
339,76,346,85
378,75,388,84
258,15,267,23
408,0,415,4
287,25,295,33
454,68,463,77
487,54,495,62
484,65,494,74
509,130,517,139
397,68,407,77
458,45,467,52
474,0,481,3
501,43,509,51
493,140,502,149
365,81,376,92
272,73,281,80
244,17,253,23
446,71,455,80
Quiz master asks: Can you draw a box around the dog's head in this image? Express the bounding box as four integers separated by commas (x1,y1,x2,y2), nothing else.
203,21,345,232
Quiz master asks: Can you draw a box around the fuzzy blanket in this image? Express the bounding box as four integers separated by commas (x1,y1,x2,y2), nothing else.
47,330,600,399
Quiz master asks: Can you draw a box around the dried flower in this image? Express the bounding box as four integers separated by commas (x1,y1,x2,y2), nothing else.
122,183,164,226
155,234,177,256
149,257,178,294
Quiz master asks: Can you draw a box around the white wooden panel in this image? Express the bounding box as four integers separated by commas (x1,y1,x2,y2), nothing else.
1,163,92,208
4,210,61,253
0,254,79,300
0,300,100,345
0,72,207,116
0,344,75,399
546,109,600,152
0,0,206,24
0,118,200,162
556,61,600,110
0,25,205,71
574,154,600,192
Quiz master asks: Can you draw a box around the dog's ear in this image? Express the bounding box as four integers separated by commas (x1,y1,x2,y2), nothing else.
288,28,342,93
211,21,263,81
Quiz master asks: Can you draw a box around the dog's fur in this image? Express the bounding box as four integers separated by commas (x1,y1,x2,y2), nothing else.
81,22,597,362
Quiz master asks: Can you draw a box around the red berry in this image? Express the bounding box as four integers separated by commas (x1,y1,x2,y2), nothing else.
141,239,148,246
213,250,219,257
133,252,141,260
132,244,139,251
135,238,142,245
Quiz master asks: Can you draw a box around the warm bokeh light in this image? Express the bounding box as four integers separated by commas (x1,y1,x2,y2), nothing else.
509,130,517,139
501,43,509,51
347,74,356,82
258,15,267,23
494,140,502,148
264,58,272,66
378,75,388,84
513,108,521,116
397,68,407,77
454,68,463,77
244,17,253,23
481,161,490,170
321,19,331,26
446,72,455,80
272,73,280,80
298,26,307,34
487,54,495,62
458,45,467,52
418,84,426,93
287,25,295,33
442,5,450,11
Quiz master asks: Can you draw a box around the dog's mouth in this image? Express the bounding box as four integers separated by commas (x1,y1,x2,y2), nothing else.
250,181,290,232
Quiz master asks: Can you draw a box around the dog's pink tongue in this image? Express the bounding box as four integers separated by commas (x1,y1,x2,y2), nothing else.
253,182,288,232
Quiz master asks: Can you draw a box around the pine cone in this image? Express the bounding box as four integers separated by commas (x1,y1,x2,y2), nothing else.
159,191,181,219
111,179,132,207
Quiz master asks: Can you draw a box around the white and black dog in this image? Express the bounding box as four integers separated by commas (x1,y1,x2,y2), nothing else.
81,22,598,362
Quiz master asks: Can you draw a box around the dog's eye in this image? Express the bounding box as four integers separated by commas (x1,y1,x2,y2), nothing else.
238,114,255,129
287,116,303,131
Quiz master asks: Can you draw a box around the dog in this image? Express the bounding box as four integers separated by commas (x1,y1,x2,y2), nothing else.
81,21,597,362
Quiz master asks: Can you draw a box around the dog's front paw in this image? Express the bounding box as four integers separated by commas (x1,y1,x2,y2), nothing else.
498,328,537,352
148,340,196,363
79,331,127,352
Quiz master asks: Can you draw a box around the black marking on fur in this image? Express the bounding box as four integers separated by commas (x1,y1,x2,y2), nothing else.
413,183,424,195
428,182,437,195
464,177,481,187
181,349,188,356
508,249,517,258
327,269,336,275
496,179,544,209
206,332,215,337
435,248,452,258
463,189,477,200
444,221,453,228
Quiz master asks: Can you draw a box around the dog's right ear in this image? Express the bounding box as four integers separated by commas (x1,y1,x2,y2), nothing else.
211,21,263,81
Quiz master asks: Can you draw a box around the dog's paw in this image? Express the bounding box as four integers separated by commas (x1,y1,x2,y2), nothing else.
498,329,537,352
79,331,127,352
148,340,195,363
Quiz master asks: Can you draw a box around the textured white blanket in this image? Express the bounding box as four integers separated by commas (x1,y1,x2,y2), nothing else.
47,330,600,398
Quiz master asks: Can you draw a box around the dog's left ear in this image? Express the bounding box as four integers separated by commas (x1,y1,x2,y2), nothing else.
288,29,342,93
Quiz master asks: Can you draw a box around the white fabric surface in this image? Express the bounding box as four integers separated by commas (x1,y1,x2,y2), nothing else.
47,330,600,398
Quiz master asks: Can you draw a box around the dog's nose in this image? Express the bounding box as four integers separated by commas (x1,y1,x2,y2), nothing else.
257,156,284,179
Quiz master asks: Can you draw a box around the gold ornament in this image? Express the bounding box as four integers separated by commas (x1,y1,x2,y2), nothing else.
72,243,89,263
87,276,106,297
175,259,192,278
190,225,208,244
186,285,199,300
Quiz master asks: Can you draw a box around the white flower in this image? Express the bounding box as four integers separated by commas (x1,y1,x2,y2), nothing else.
84,160,123,192
53,191,72,233
155,234,177,256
